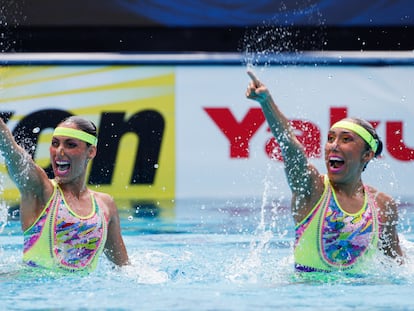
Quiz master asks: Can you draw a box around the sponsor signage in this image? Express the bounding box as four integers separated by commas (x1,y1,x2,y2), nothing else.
0,64,413,208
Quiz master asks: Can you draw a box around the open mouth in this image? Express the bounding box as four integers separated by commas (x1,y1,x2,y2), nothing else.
56,160,71,175
329,156,345,170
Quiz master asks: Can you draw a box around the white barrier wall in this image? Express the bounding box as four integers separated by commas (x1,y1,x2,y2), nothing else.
176,65,414,200
0,56,413,205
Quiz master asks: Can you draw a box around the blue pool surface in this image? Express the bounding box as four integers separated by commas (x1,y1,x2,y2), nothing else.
1,197,414,310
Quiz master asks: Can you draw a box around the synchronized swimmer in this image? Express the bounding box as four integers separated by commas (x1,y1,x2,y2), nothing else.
0,116,129,273
246,70,403,273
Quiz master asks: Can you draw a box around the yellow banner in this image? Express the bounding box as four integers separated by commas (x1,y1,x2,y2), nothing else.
0,65,175,210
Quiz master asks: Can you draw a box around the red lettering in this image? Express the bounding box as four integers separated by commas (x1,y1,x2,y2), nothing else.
329,106,380,130
265,137,283,161
265,120,321,161
205,106,411,163
386,121,414,161
330,106,348,126
204,107,266,158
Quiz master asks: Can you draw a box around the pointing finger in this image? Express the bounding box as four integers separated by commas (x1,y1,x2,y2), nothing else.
247,70,261,87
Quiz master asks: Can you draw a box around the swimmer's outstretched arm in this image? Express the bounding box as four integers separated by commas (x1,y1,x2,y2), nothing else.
246,71,320,198
0,118,49,196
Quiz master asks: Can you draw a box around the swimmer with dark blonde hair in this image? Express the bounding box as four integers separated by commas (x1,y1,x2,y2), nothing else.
246,71,403,273
0,115,129,273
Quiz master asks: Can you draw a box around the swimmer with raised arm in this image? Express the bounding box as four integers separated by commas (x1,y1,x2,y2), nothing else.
246,71,403,273
0,116,129,273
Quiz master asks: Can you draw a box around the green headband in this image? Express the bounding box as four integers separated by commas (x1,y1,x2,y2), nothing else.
53,127,98,146
331,120,378,153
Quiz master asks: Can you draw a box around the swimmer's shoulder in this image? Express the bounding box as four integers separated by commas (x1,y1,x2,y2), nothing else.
88,190,118,216
365,185,398,217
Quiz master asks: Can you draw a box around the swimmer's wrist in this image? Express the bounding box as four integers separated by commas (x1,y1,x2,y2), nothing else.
257,93,273,106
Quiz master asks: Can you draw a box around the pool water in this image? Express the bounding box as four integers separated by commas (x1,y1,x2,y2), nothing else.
1,197,414,311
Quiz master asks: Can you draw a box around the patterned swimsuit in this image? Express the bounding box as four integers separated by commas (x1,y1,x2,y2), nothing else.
23,181,107,272
294,176,380,273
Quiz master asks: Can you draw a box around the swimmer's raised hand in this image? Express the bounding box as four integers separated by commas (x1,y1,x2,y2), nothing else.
246,70,271,103
247,70,261,87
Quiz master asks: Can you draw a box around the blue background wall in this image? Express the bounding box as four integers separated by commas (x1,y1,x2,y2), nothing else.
1,0,413,52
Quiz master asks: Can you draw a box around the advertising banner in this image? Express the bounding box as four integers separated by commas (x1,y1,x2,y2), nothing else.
0,63,413,209
177,65,414,202
0,65,175,210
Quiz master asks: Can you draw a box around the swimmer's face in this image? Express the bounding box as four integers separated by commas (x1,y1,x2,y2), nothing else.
325,127,371,180
50,123,96,182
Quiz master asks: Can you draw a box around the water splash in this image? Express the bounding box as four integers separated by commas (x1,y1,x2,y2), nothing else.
0,201,8,234
0,173,7,233
120,250,170,284
227,163,289,283
0,1,23,53
239,0,326,68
